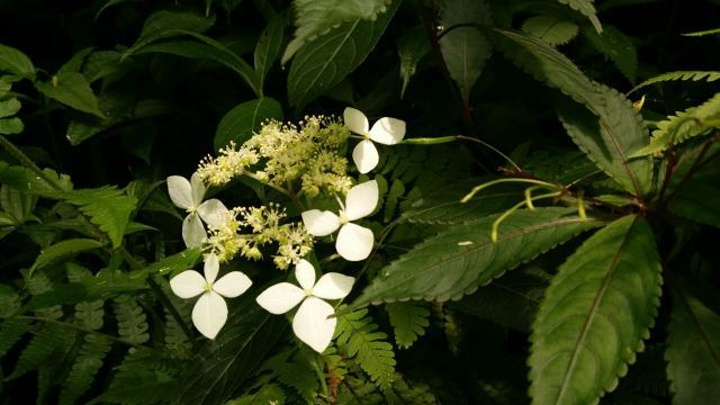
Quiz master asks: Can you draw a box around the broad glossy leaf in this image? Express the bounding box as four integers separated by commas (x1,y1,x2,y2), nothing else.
287,0,400,109
214,98,284,150
171,293,287,405
666,289,720,404
529,215,662,405
439,0,493,101
282,0,392,64
30,238,105,275
556,0,602,33
35,72,104,118
0,44,35,80
353,207,601,305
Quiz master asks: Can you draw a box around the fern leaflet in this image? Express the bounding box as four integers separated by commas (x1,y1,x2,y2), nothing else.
75,299,105,331
385,301,430,349
114,295,149,344
62,187,138,248
7,324,75,380
336,308,396,392
0,318,31,358
629,71,720,94
59,334,113,405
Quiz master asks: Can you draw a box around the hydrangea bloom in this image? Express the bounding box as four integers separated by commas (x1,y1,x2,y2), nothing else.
344,107,406,174
256,259,354,353
167,173,230,248
301,180,378,261
169,253,252,339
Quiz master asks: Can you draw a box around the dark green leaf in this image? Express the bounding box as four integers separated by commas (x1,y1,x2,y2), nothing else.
30,238,105,275
58,47,95,75
254,17,285,89
0,117,23,135
397,26,431,98
529,215,662,404
36,72,104,118
287,0,400,109
0,163,73,198
669,176,720,228
584,25,638,83
62,187,138,248
140,9,215,37
214,98,283,150
522,15,579,46
556,0,602,33
354,207,602,305
386,301,430,349
0,44,35,80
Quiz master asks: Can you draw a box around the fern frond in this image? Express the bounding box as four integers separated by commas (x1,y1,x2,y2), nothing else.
631,92,720,157
27,273,63,319
63,187,138,248
385,301,430,349
0,318,31,358
7,324,75,380
114,295,149,345
336,308,396,392
628,71,720,94
75,299,105,331
59,334,113,405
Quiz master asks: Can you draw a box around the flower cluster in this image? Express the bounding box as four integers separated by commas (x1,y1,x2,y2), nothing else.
168,108,406,353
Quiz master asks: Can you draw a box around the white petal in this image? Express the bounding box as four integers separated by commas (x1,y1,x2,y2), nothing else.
343,107,369,135
301,209,341,237
204,253,219,284
170,270,206,299
213,271,252,298
192,291,227,339
344,180,379,221
352,139,379,174
167,175,193,210
256,282,305,314
369,117,406,145
313,273,355,300
182,214,207,248
190,172,206,207
295,259,316,290
197,199,229,229
336,223,374,262
292,297,336,353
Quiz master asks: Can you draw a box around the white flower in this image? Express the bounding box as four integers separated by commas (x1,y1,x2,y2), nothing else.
256,259,354,353
301,180,378,262
344,107,406,174
169,253,252,339
167,173,230,248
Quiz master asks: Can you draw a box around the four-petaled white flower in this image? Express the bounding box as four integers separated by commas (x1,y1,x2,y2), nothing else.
167,173,230,248
256,259,354,353
344,107,406,174
170,253,252,339
301,180,378,262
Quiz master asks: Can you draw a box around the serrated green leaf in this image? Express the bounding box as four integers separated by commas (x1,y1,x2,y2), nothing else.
140,9,215,38
666,289,720,405
629,71,720,95
397,26,431,98
6,325,75,380
584,25,638,83
282,0,392,64
1,185,37,224
492,29,653,196
30,238,105,275
36,72,104,117
354,207,601,306
287,0,400,109
383,179,405,223
171,293,287,405
214,98,284,150
0,318,30,358
62,187,138,248
529,215,662,405
522,15,579,46
556,0,602,33
114,295,149,345
0,163,72,197
386,301,430,349
59,334,113,405
254,17,285,90
439,0,492,102
0,43,35,80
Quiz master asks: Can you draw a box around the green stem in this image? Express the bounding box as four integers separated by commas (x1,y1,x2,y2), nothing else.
0,134,63,191
462,178,561,203
457,135,522,171
491,191,563,243
244,171,292,196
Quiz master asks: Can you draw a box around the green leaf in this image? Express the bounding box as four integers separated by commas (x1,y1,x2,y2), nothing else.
214,98,284,150
396,26,431,98
492,29,653,196
114,295,149,345
82,50,124,83
35,72,104,118
0,163,73,197
666,289,720,404
629,71,720,95
529,215,662,405
556,0,602,33
354,207,601,306
583,25,638,83
59,334,113,405
171,294,287,405
0,117,23,135
62,187,138,248
631,92,720,157
254,17,285,90
26,272,145,310
140,9,215,37
1,185,37,224
228,384,286,405
669,177,720,228
287,0,400,109
0,43,35,80
282,0,392,64
30,238,105,275
6,325,75,380
522,15,579,46
0,98,21,118
58,47,95,75
0,318,31,358
385,301,430,349
336,307,396,392
132,248,202,279
439,0,492,102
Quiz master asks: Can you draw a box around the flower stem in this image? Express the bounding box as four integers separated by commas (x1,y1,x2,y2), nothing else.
462,178,561,203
